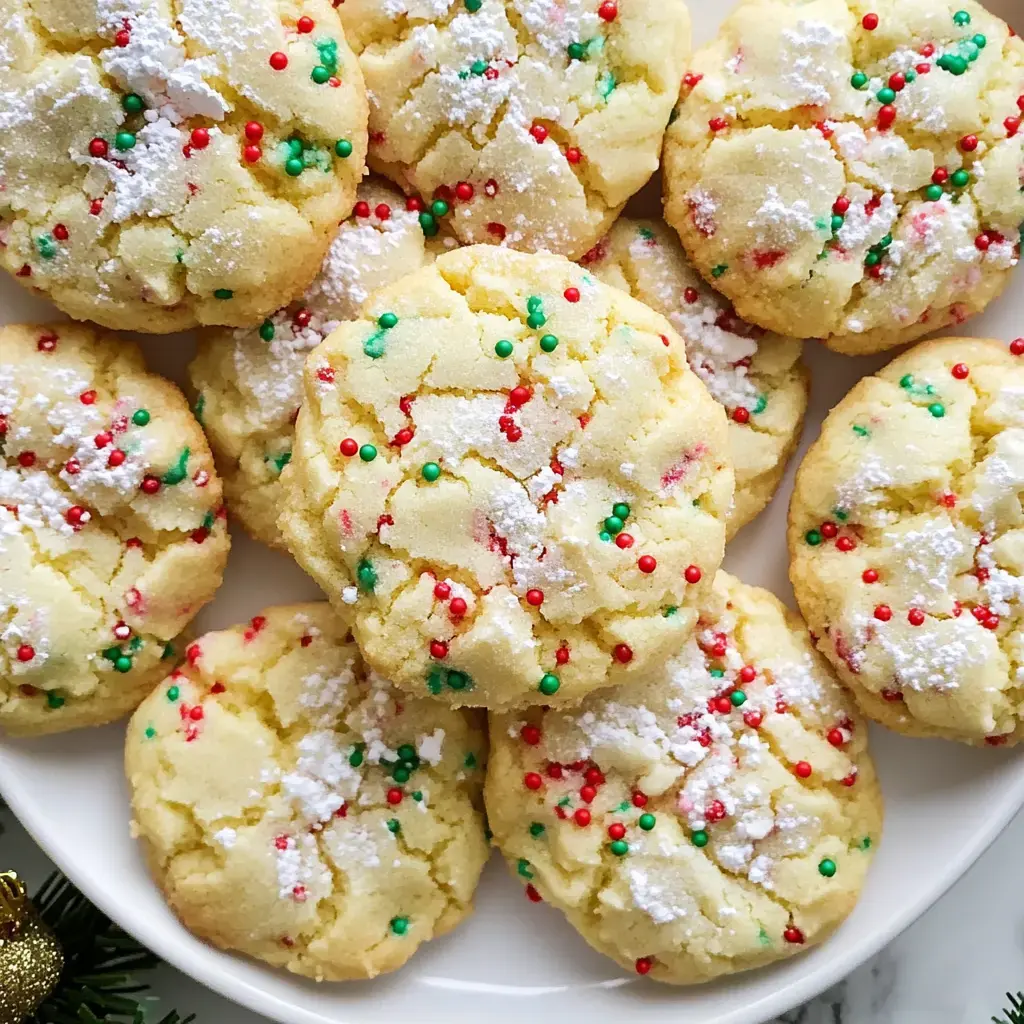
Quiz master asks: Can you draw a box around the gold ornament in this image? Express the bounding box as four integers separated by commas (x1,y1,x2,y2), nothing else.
0,872,63,1024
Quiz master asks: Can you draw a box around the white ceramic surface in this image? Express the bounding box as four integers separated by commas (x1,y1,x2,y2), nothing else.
2,1,1023,1021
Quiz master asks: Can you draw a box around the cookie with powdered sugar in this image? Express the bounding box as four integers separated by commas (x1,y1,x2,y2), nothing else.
585,217,809,536
663,0,1023,355
126,602,488,980
278,245,734,711
190,178,449,548
0,322,229,735
0,0,367,332
337,0,690,258
789,335,1024,745
486,571,881,984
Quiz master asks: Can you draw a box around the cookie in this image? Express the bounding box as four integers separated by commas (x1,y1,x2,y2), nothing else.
585,218,809,536
663,0,1024,356
0,323,229,735
278,245,733,711
336,0,690,258
0,0,368,333
125,602,488,981
486,570,881,984
789,336,1024,746
190,178,447,548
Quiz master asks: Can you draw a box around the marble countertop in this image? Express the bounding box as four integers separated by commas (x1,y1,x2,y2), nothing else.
4,809,1021,1024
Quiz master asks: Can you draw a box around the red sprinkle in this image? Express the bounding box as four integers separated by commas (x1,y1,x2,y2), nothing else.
739,665,756,683
429,640,448,659
862,568,879,584
269,51,288,70
877,105,897,130
141,475,161,494
784,926,805,944
637,555,657,574
743,710,763,729
563,286,581,303
684,565,702,584
908,608,925,626
386,787,403,805
89,138,109,158
836,536,856,552
632,791,648,807
732,407,750,424
708,116,729,132
874,604,892,621
555,644,570,665
827,727,845,747
1005,116,1022,138
615,533,634,549
833,196,850,215
376,203,391,220
861,12,878,29
449,597,467,619
960,134,979,152
793,761,812,779
521,724,541,745
525,884,543,902
613,644,633,664
529,123,549,143
574,808,592,827
524,772,543,790
526,589,544,607
565,147,582,164
607,822,626,840
340,438,358,457
455,181,474,201
683,287,699,303
190,127,210,149
598,0,618,21
932,168,949,184
1011,338,1024,356
635,957,653,976
245,121,264,142
16,644,35,662
107,449,126,468
951,362,969,379
297,15,315,31
17,451,36,468
509,385,532,407
434,581,451,600
243,144,262,163
354,201,371,218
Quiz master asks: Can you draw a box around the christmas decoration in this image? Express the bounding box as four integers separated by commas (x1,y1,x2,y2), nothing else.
0,872,63,1023
995,993,1024,1024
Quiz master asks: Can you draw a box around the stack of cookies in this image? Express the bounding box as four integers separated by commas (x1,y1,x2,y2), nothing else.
1,0,1021,991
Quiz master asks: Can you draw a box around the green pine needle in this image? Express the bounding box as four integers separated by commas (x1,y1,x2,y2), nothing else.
25,872,194,1024
995,993,1024,1024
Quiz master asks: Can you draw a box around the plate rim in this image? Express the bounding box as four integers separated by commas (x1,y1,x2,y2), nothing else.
3,749,1024,1024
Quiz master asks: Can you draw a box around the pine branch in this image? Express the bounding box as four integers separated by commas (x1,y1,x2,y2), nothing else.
994,993,1024,1024
27,873,195,1024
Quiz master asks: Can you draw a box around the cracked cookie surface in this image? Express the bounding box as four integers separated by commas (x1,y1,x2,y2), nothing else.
0,322,228,735
337,0,689,258
789,336,1024,746
585,217,809,537
486,570,881,984
663,0,1024,355
190,178,448,548
278,245,733,711
0,0,367,332
125,601,488,981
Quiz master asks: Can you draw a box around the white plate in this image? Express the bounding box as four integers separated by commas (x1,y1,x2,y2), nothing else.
2,1,1024,1019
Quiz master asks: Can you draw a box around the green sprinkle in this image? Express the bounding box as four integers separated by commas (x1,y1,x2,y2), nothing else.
113,654,131,673
939,53,968,75
833,508,849,521
427,668,444,695
270,450,291,472
963,42,979,62
859,836,872,850
431,199,449,218
167,686,180,702
311,65,330,84
162,447,190,485
831,214,845,232
349,746,364,767
753,394,768,415
950,169,970,188
144,725,156,739
928,402,945,418
115,131,136,150
709,668,725,678
359,444,377,462
597,70,617,99
288,138,305,158
132,408,151,426
35,235,57,260
818,858,837,877
529,822,546,837
851,71,868,90
538,673,560,696
598,531,612,542
878,233,893,249
905,69,917,83
412,791,423,801
876,87,896,104
612,502,630,520
446,670,469,691
567,41,586,60
285,156,304,176
730,689,747,707
102,646,121,662
397,744,416,761
422,462,441,482
852,424,870,437
691,829,709,848
526,311,546,329
609,840,629,856
316,38,339,74
663,606,678,617
953,9,971,25
517,859,533,879
972,33,987,48
357,558,377,591
924,184,944,202
393,766,411,783
495,339,514,358
539,334,558,353
258,319,276,341
419,212,438,237
122,93,144,114
464,752,477,769
390,916,409,935
387,818,401,834
46,691,65,709
527,296,543,312
378,311,399,329
638,813,656,831
711,264,728,278
471,59,488,74
335,139,353,158
161,642,175,659
464,0,481,10
193,394,205,422
864,251,881,267
805,529,822,546
213,288,233,300
899,374,915,389
758,927,771,947
604,515,624,535
363,330,387,359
